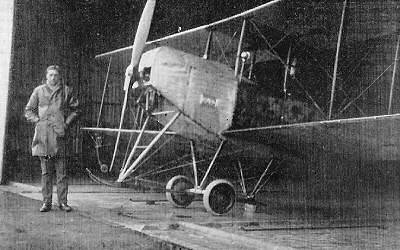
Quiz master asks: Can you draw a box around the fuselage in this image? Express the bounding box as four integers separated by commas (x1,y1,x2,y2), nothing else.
139,46,238,146
139,46,318,147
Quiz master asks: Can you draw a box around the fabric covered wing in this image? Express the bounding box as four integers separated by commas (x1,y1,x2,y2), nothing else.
95,0,286,59
95,0,397,60
223,114,400,162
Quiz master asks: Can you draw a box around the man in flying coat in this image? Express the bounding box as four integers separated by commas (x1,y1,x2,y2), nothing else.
25,65,80,212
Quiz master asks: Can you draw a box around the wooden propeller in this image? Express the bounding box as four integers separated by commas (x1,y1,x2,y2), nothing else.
109,0,156,172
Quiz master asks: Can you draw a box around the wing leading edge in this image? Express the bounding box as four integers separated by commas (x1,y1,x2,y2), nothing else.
95,0,285,59
96,0,399,60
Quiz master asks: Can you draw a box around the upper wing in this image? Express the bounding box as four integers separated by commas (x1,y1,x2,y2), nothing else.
94,0,286,60
95,0,397,59
222,114,400,162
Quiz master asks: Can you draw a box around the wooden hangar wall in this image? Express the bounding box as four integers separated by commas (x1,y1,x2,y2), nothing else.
4,0,145,184
5,0,82,183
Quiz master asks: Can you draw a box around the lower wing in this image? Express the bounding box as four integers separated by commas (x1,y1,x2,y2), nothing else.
222,114,400,162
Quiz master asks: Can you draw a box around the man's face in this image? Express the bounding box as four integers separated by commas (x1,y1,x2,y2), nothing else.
46,69,60,87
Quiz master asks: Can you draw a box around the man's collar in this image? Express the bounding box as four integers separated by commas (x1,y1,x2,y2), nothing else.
46,82,61,92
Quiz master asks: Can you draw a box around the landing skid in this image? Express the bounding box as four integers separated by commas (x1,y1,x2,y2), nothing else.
86,168,121,187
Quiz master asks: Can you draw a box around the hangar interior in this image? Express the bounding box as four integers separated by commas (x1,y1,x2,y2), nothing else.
5,0,134,184
3,0,400,218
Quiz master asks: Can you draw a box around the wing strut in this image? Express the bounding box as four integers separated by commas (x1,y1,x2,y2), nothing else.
328,0,347,119
202,30,213,60
283,44,292,99
97,56,112,128
388,34,400,114
234,19,247,77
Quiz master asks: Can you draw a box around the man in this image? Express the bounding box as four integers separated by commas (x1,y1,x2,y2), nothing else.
25,65,80,212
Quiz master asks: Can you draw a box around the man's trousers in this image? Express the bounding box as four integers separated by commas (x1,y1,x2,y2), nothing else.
39,156,68,205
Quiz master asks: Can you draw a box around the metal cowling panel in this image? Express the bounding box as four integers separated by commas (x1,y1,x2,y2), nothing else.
151,46,238,135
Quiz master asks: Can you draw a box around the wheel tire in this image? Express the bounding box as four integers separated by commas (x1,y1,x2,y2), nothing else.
166,175,194,208
203,179,235,215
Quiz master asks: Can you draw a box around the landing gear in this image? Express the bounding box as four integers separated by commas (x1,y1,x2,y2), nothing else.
203,179,235,215
165,141,236,215
166,175,194,208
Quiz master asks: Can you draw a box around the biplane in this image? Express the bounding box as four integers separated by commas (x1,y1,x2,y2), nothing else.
82,0,400,215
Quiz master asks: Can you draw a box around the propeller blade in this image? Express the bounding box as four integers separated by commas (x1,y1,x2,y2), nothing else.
109,0,156,172
131,0,156,67
124,0,156,90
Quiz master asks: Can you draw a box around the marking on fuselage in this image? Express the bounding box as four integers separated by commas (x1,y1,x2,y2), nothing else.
200,94,218,108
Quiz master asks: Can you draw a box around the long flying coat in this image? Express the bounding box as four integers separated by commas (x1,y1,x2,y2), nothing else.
25,83,80,157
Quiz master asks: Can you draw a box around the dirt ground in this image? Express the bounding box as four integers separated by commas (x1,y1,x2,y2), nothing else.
0,190,187,250
4,181,400,249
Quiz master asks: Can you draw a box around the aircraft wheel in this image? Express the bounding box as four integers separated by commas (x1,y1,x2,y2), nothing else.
203,179,235,215
166,175,194,208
